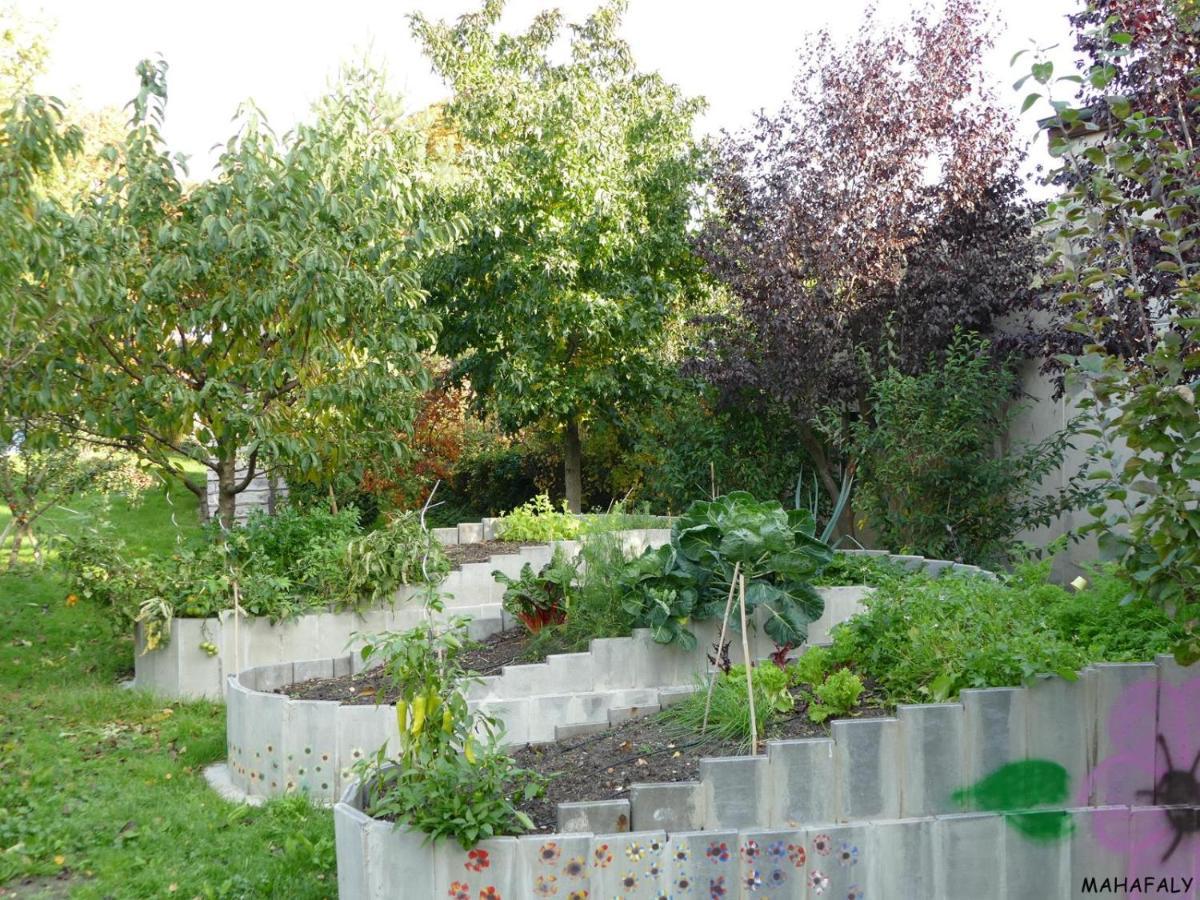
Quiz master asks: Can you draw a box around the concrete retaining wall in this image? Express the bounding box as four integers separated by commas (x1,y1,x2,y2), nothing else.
135,530,669,700
334,653,1200,898
224,586,872,804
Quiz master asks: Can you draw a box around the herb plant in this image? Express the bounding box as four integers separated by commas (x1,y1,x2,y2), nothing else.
493,494,580,542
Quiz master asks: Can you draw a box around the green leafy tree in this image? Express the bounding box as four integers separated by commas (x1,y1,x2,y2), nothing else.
411,0,706,511
23,61,452,527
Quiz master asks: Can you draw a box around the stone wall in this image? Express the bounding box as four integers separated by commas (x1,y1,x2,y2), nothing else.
202,465,288,524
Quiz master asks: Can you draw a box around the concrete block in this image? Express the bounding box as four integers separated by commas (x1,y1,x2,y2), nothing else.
470,698,529,746
933,813,1005,900
465,613,504,642
431,526,458,546
890,554,926,571
480,517,498,541
898,703,965,817
874,817,935,900
1026,673,1089,801
242,689,285,798
663,830,740,898
252,661,295,694
557,799,630,835
284,699,338,799
961,687,1028,800
434,835,518,896
312,612,359,661
367,820,436,898
801,822,871,900
334,706,394,795
498,662,556,697
518,545,553,568
832,717,902,821
134,622,181,697
171,617,223,699
515,833,592,897
586,831,667,898
1130,806,1198,898
591,637,640,690
488,553,526,579
630,628,704,687
277,614,320,664
1070,806,1130,900
332,801,372,900
291,658,334,684
555,721,609,741
607,703,660,726
332,654,353,678
457,522,484,544
1004,809,1072,899
767,738,838,828
525,694,579,744
1088,662,1158,806
657,685,697,709
701,755,766,830
1153,654,1200,808
547,652,595,693
630,781,704,833
465,675,503,701
735,828,807,897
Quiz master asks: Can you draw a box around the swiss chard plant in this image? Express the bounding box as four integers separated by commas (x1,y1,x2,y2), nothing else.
619,492,834,651
493,548,576,634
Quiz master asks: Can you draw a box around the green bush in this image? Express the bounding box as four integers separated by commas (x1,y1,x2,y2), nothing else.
493,494,580,542
828,562,1180,704
852,332,1092,566
340,512,449,607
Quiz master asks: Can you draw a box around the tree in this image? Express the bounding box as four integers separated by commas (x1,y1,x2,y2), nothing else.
411,0,706,511
688,0,1039,532
19,62,450,527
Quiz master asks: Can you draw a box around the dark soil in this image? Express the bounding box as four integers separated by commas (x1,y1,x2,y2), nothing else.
511,679,891,832
277,627,537,703
443,539,544,570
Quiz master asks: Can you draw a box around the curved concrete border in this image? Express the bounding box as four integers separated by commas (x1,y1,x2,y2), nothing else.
334,653,1199,898
133,528,670,699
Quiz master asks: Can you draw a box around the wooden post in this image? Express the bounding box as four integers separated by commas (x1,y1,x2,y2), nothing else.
702,561,741,735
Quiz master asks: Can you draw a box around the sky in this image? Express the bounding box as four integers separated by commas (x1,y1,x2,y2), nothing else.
23,0,1081,176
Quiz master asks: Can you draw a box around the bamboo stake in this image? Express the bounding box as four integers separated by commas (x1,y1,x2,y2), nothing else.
738,572,758,754
701,561,741,735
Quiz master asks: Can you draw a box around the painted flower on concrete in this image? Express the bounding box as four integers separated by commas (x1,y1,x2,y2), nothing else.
847,886,865,900
740,839,760,862
625,841,645,862
837,843,858,867
787,843,807,867
705,841,730,863
813,834,832,856
619,871,638,891
533,874,558,896
808,870,830,894
538,842,561,865
708,875,728,898
448,881,471,900
566,892,588,900
465,848,491,872
675,874,692,891
767,868,787,887
592,844,612,868
743,870,763,891
478,888,501,900
1078,673,1200,874
766,841,787,862
563,856,586,879
673,847,690,863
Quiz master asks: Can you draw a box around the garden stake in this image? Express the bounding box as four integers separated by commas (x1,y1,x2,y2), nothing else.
702,560,741,735
738,572,758,754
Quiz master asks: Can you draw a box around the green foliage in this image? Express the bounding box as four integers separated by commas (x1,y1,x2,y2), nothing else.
619,492,833,650
663,663,792,747
788,645,832,689
359,620,543,847
811,552,910,587
412,1,706,506
829,563,1180,704
494,494,580,542
341,512,449,606
17,61,452,526
523,527,641,658
493,547,576,634
1021,19,1200,664
807,668,864,723
852,332,1092,566
58,504,443,643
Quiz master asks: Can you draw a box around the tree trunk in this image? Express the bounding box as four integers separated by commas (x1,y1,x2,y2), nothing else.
7,520,24,569
564,416,583,514
217,454,238,531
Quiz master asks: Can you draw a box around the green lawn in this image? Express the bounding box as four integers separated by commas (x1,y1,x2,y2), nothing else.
0,472,336,899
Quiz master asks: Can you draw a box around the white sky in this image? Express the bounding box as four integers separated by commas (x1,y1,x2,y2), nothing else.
23,0,1080,176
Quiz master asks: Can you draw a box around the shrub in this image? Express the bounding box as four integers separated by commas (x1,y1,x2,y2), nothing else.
618,492,833,651
493,548,575,634
340,512,449,608
493,494,580,542
828,562,1178,704
851,332,1092,566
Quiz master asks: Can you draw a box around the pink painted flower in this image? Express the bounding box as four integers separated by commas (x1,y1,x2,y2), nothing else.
787,843,807,867
1078,674,1200,878
813,834,832,856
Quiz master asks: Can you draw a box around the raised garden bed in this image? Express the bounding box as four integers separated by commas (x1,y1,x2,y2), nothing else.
334,653,1200,898
133,525,670,699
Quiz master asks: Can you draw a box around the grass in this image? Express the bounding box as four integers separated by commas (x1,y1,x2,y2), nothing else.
0,467,336,898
